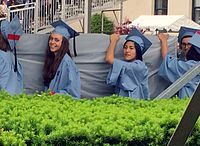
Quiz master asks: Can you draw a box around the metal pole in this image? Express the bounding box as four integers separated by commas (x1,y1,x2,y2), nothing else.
7,7,10,21
167,83,200,146
61,0,65,20
101,11,104,33
84,0,92,33
120,0,123,24
34,0,38,33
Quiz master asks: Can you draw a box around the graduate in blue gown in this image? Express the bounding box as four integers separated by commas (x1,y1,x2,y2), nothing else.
105,28,152,99
0,16,23,95
43,20,81,98
157,27,200,99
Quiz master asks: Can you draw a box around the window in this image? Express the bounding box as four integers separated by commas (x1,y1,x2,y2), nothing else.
154,0,168,15
192,0,200,24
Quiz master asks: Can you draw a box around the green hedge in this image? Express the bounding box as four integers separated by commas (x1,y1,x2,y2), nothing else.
0,92,199,146
91,13,114,34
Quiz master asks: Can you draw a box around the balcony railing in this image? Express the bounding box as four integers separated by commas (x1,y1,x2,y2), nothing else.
5,0,123,33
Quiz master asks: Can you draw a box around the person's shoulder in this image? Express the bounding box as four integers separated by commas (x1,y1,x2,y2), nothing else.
0,50,11,58
185,60,198,66
62,54,76,66
129,60,147,68
133,60,145,64
62,54,73,62
0,50,12,68
114,59,146,67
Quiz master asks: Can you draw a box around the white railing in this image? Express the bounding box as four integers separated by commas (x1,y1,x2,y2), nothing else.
6,0,122,33
7,2,36,33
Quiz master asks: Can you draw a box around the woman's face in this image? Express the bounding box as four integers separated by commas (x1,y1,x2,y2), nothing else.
123,41,136,61
49,33,63,54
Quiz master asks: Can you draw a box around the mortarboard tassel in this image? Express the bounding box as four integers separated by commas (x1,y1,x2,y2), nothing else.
14,46,18,72
73,30,77,56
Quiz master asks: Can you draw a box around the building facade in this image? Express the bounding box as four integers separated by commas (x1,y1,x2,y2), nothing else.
64,0,200,33
122,0,200,24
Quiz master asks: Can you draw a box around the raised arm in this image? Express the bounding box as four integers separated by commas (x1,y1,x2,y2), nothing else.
105,33,120,64
157,33,169,59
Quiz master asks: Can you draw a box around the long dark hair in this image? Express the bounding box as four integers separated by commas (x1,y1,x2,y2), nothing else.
123,40,143,61
0,31,11,51
43,36,71,86
186,46,200,61
134,42,143,61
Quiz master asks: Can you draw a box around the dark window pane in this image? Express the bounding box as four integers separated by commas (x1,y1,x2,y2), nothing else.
195,9,200,23
155,0,168,15
192,0,200,24
194,0,200,7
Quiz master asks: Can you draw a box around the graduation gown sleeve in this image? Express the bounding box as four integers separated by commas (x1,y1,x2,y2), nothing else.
158,54,200,98
0,53,10,90
0,50,23,95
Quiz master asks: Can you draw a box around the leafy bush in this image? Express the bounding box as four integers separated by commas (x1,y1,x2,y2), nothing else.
91,13,114,34
0,92,199,146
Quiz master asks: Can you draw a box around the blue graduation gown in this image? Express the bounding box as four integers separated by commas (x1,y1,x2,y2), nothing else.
158,54,200,98
107,59,149,99
0,50,23,95
47,54,81,98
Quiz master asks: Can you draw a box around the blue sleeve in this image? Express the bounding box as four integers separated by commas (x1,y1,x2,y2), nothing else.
57,61,81,98
158,54,195,82
106,59,124,86
140,72,149,98
0,55,10,90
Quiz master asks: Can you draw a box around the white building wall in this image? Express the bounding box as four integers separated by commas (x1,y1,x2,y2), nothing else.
122,0,193,20
168,0,192,18
123,0,154,21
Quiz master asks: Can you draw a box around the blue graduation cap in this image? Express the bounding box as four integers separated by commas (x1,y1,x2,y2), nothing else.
7,15,24,72
0,19,10,39
189,31,200,54
178,26,198,43
125,27,152,54
51,20,79,39
51,20,80,56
